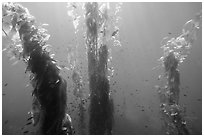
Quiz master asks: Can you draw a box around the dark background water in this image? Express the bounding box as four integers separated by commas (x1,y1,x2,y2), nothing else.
2,2,202,135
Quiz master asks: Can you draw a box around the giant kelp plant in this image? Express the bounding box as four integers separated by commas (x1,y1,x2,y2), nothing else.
2,3,73,135
85,2,113,134
67,2,122,134
158,12,201,134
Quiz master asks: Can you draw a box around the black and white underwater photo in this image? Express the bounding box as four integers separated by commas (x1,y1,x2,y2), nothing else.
2,2,202,135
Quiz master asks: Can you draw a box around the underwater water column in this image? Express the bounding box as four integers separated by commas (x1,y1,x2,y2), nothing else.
2,3,73,135
85,2,113,134
158,12,201,135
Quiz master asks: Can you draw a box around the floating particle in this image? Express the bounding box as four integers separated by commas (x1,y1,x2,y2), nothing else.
145,125,148,128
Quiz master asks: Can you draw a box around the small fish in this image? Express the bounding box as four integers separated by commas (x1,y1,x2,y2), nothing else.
158,75,162,80
183,94,187,97
23,131,29,134
2,28,8,37
11,14,18,29
168,32,172,35
26,122,32,125
4,83,8,87
2,93,6,96
12,60,19,66
197,99,201,101
111,29,119,37
27,117,33,121
42,23,49,26
72,4,77,9
59,64,66,69
4,120,8,124
145,125,148,128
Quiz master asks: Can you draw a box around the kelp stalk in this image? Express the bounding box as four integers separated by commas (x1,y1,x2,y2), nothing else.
85,2,114,134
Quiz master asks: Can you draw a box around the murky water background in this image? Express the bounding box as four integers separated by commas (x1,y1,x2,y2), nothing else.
2,2,202,135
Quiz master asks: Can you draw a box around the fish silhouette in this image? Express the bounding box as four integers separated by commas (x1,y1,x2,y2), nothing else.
23,131,29,134
4,120,8,124
26,122,32,125
27,117,33,121
112,29,119,37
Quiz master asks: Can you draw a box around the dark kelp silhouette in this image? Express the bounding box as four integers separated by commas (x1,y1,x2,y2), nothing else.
158,12,201,134
2,2,73,135
85,2,114,135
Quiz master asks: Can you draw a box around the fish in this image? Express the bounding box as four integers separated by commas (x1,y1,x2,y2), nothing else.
197,99,201,101
4,120,8,124
12,60,19,66
31,97,41,126
4,83,8,87
72,4,77,9
111,29,119,37
23,131,29,134
2,93,6,96
2,28,8,37
26,122,32,125
11,14,18,29
27,117,33,121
